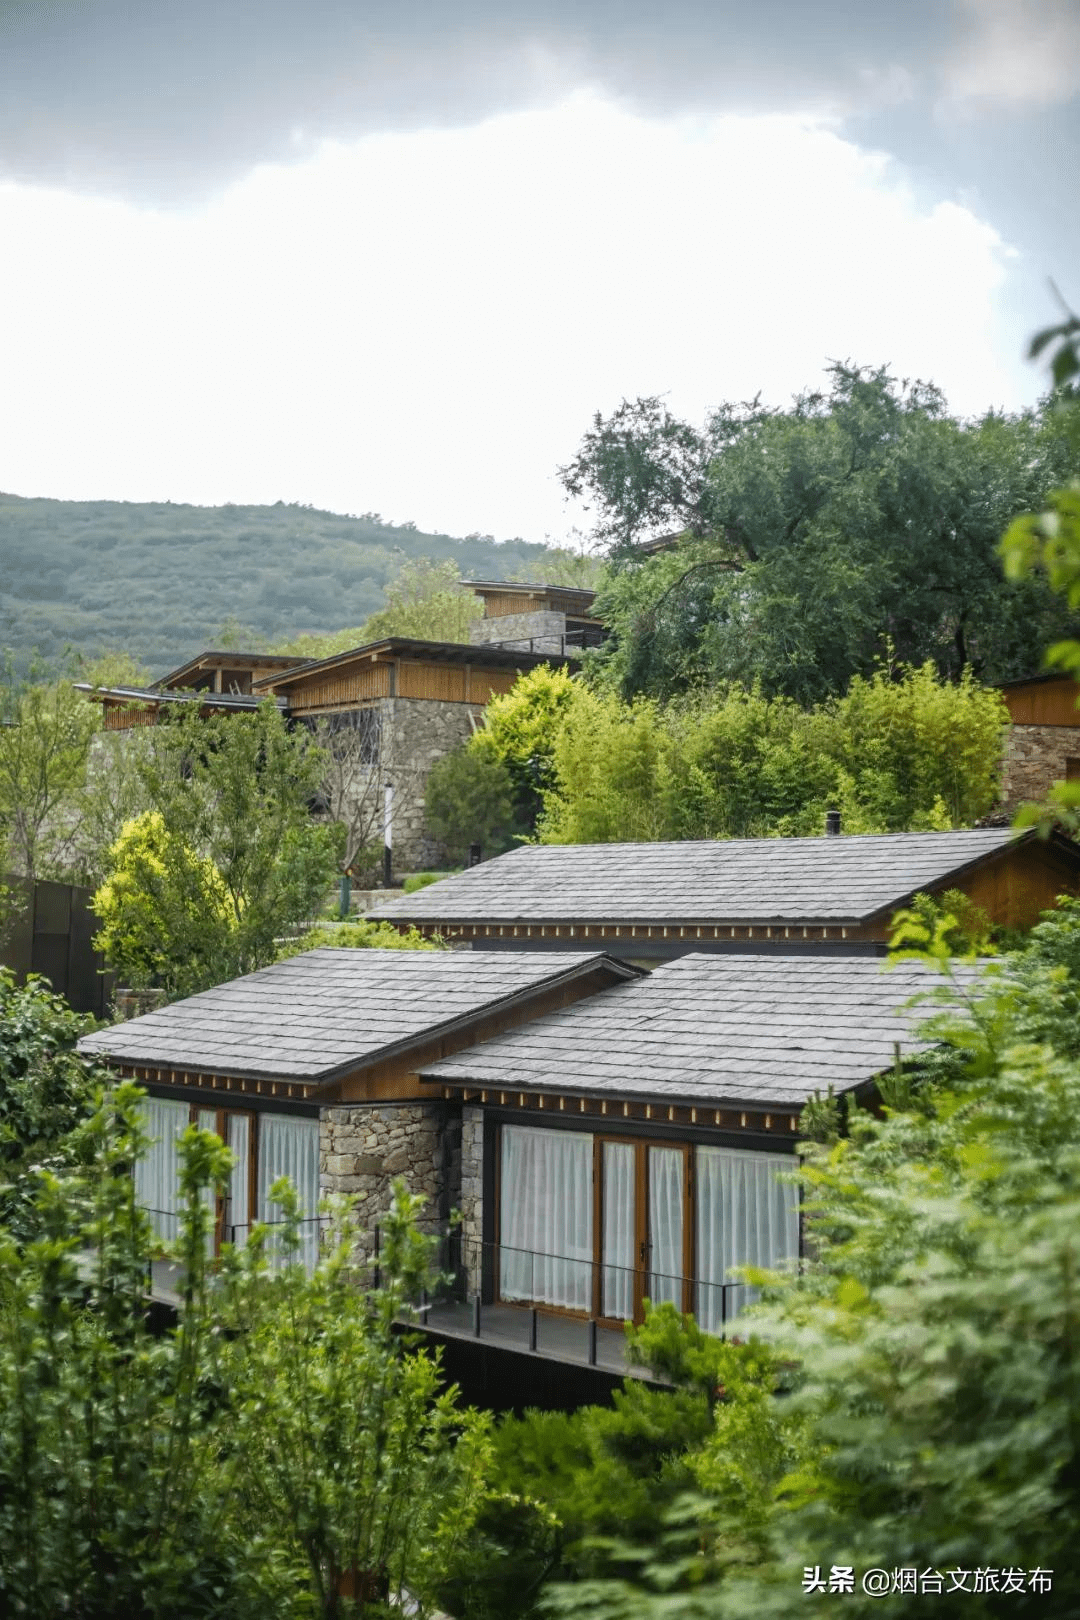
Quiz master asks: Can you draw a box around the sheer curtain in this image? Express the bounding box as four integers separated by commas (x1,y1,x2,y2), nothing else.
648,1147,684,1307
257,1115,321,1272
601,1142,635,1319
500,1126,593,1311
133,1098,189,1242
695,1147,799,1333
226,1113,251,1247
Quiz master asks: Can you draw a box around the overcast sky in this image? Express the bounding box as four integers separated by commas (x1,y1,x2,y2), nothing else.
0,0,1077,543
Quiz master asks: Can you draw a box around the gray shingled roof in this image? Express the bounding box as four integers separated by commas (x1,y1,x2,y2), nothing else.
77,948,634,1084
369,829,1028,929
420,953,987,1109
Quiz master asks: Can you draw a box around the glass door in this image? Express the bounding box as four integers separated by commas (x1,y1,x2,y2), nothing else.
647,1145,688,1311
600,1140,636,1320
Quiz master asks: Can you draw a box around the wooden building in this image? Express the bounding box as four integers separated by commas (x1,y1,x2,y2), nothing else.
371,826,1080,960
466,580,606,655
1000,673,1080,806
77,632,578,870
78,945,981,1384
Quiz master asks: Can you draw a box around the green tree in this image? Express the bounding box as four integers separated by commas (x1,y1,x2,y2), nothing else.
541,911,1080,1619
0,969,106,1242
568,368,1078,703
471,664,583,836
0,1093,491,1619
423,745,518,863
538,663,1005,844
92,811,236,997
93,702,341,995
278,558,484,660
0,656,101,880
218,1180,492,1617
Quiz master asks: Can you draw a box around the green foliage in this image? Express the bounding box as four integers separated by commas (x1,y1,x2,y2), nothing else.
216,1179,493,1616
889,887,997,957
570,368,1078,703
92,702,341,996
92,811,235,996
0,969,105,1242
423,745,519,862
277,557,485,659
0,1099,490,1619
402,870,457,893
546,916,1080,1617
539,663,1005,843
471,664,584,837
0,655,102,880
0,495,565,676
276,918,440,956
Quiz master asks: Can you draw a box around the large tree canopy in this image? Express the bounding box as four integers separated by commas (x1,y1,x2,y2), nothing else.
564,366,1079,703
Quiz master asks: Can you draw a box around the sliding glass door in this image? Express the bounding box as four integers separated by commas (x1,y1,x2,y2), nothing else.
497,1124,798,1330
499,1127,693,1321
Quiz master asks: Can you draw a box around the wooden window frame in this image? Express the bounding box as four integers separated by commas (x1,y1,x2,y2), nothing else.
495,1123,695,1325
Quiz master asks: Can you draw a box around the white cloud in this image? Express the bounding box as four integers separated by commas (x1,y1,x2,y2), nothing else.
943,0,1080,109
0,95,1023,543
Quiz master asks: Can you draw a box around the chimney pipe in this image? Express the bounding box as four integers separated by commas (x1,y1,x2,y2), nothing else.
825,809,842,837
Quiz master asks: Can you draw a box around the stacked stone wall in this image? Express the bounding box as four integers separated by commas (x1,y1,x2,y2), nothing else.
384,697,485,870
1002,723,1080,807
459,1105,485,1294
468,610,567,654
319,1101,463,1257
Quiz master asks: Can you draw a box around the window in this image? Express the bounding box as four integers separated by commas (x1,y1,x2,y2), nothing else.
134,1099,319,1270
496,1123,799,1330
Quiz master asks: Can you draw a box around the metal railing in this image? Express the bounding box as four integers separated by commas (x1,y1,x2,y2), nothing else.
375,1227,757,1363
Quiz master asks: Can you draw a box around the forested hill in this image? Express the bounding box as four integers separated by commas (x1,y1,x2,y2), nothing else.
0,495,557,675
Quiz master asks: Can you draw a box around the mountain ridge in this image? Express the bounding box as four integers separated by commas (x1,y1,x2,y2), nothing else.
0,493,560,675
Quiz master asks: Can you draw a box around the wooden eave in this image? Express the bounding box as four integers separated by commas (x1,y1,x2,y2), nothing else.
155,650,306,690
106,1062,319,1103
426,1082,803,1140
386,919,875,943
252,637,577,694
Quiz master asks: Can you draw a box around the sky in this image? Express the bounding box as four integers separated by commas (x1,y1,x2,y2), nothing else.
0,0,1077,545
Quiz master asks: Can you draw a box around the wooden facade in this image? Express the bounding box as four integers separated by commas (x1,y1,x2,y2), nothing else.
1000,675,1080,727
254,639,560,715
468,581,599,622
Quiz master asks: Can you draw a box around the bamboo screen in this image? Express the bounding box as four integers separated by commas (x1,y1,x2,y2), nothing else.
397,661,468,701
103,706,157,730
285,663,392,713
481,592,545,617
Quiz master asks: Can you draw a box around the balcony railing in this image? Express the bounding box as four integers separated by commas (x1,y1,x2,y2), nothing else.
377,1228,759,1372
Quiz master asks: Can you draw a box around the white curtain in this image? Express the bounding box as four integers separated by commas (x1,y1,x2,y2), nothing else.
601,1142,635,1320
133,1098,189,1243
695,1147,800,1333
197,1108,219,1254
499,1126,593,1311
226,1113,250,1247
648,1147,684,1308
257,1115,321,1272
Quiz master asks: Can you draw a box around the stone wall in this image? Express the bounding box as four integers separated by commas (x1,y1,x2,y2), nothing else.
319,1101,462,1258
332,697,484,875
469,610,568,655
384,697,485,871
459,1105,485,1294
1002,723,1080,807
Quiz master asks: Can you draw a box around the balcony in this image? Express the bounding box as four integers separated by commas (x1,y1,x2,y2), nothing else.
385,1231,758,1378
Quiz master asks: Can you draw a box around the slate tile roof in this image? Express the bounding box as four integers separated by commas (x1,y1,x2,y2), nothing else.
77,948,634,1084
369,829,1026,929
420,953,987,1109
